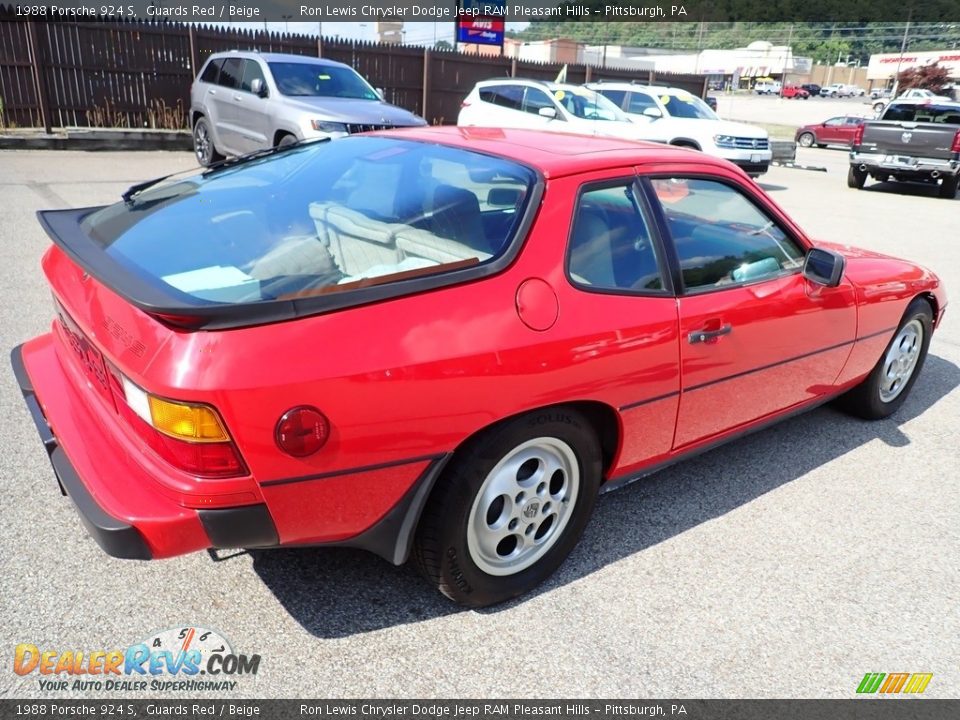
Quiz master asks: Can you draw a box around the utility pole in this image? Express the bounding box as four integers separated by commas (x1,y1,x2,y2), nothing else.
892,16,911,97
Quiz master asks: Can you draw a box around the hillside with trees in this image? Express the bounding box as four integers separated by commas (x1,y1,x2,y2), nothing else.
512,22,960,65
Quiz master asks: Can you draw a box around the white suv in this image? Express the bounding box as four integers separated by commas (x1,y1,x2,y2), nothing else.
588,83,771,177
458,79,653,143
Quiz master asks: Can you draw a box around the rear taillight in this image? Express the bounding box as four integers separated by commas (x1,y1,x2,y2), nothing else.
951,129,960,154
107,365,247,478
853,123,865,147
460,100,471,108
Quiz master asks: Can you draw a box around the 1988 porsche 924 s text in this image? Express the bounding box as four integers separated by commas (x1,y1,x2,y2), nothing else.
13,128,946,607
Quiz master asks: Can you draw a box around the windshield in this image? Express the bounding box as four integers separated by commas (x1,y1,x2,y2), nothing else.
80,138,536,307
555,87,628,122
662,92,718,120
268,61,379,100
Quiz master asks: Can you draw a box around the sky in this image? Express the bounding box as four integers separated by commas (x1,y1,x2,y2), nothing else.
227,21,530,45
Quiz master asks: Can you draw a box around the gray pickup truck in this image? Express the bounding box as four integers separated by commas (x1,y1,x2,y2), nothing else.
848,99,960,199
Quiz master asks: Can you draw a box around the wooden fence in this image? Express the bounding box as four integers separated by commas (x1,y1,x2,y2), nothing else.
0,9,709,132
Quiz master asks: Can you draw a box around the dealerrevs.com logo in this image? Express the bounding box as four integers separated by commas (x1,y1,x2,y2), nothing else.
14,626,260,692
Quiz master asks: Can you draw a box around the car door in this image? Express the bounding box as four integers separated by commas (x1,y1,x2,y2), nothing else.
837,117,864,145
477,84,528,128
562,177,680,472
521,86,566,132
211,57,244,154
232,59,272,154
643,174,857,448
818,117,846,144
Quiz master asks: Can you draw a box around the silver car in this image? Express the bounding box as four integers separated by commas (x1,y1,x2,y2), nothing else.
190,51,427,166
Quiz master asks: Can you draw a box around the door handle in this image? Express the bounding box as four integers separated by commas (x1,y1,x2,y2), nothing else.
233,95,243,102
208,89,217,96
688,324,732,344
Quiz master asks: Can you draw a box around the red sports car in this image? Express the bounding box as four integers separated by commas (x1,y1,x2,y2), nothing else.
13,128,947,607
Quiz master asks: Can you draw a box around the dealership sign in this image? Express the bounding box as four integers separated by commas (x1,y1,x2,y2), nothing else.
457,18,505,46
867,50,960,79
457,1,506,47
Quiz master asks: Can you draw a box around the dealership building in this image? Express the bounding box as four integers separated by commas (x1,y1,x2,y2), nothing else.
867,49,960,85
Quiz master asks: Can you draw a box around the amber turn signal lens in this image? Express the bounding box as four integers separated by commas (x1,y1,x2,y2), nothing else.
148,396,230,442
275,406,329,457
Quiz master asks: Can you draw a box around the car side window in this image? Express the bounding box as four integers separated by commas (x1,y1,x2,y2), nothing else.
650,177,804,291
597,89,627,108
824,117,844,126
627,92,657,114
479,85,524,111
522,88,555,115
844,117,862,125
568,183,664,293
218,58,243,90
199,59,223,85
240,60,266,94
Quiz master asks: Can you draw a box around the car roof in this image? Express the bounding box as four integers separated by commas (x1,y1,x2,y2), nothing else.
588,82,688,94
371,127,734,179
208,50,348,69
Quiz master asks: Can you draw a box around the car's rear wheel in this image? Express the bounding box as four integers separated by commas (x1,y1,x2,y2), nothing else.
797,132,815,148
413,408,602,607
836,298,933,420
847,166,867,189
938,175,959,199
193,117,223,167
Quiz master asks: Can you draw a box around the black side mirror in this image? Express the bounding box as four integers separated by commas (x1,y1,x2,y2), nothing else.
803,248,845,287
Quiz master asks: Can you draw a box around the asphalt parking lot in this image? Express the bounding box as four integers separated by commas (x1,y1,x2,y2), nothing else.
1,144,958,700
718,92,882,129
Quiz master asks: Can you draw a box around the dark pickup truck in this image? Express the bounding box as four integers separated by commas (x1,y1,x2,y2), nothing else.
848,100,960,199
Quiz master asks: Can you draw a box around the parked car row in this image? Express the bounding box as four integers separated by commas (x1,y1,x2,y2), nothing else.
459,79,772,177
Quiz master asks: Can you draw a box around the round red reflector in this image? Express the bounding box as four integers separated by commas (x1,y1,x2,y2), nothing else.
275,406,329,457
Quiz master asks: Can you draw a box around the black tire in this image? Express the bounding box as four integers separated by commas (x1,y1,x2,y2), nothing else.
277,133,298,148
835,298,933,420
797,132,815,148
938,175,959,199
192,117,224,167
847,166,867,189
413,408,602,608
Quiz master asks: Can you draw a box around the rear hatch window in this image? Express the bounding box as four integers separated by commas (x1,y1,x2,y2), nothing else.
43,137,538,329
883,104,960,124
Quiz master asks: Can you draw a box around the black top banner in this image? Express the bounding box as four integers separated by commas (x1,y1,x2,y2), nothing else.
1,0,958,23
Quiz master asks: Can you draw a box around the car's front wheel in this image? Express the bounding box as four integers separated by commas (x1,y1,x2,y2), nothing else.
797,132,815,148
193,117,224,167
836,298,933,420
413,408,602,607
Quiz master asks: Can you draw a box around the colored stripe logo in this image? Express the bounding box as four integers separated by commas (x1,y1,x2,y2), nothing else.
857,672,933,694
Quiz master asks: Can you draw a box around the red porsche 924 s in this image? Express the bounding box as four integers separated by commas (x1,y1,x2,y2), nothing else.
13,128,946,607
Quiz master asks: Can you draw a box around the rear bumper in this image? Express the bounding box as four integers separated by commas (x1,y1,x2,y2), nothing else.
850,152,960,177
11,337,278,560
